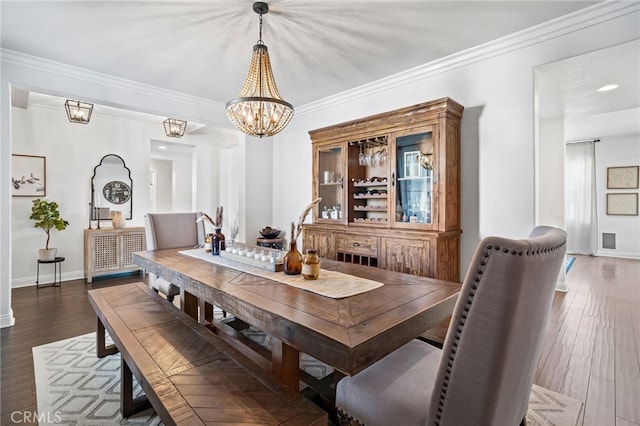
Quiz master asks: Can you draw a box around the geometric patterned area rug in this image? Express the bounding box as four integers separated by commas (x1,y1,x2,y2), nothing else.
33,333,161,425
527,384,583,426
34,333,582,426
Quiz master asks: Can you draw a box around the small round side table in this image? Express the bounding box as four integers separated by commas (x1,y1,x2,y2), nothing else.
36,256,65,288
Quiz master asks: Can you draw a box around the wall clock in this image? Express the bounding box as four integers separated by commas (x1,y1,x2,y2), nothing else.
103,180,131,204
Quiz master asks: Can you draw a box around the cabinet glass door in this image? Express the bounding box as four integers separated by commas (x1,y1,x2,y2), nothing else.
317,145,344,222
394,131,434,225
349,137,389,226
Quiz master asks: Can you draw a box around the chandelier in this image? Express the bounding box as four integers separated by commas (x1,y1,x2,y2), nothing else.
163,118,187,138
65,100,93,124
226,2,293,138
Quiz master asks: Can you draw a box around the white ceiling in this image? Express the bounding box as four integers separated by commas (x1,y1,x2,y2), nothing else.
537,39,640,119
2,0,600,108
4,0,637,142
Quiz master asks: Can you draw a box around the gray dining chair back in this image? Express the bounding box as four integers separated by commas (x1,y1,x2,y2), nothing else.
144,212,205,302
336,226,567,426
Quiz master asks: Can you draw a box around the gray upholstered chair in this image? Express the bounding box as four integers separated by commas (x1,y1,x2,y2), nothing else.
144,212,205,302
336,226,566,426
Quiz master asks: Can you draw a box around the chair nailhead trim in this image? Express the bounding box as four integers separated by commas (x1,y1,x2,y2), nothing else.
431,235,566,425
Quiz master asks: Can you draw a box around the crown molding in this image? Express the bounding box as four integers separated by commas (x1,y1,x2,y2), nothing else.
297,1,640,116
2,1,637,120
1,48,226,115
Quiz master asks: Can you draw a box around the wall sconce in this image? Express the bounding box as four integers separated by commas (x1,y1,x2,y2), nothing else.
163,118,187,138
65,100,93,124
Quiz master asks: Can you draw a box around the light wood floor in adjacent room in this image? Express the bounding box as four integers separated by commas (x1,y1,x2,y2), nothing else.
1,255,639,425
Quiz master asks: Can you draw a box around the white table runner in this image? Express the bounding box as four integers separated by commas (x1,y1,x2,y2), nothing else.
179,248,383,299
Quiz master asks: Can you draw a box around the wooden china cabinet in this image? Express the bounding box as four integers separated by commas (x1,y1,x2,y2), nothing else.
302,98,463,282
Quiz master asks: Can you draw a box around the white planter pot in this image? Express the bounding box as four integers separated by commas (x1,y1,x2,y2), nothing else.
38,248,57,261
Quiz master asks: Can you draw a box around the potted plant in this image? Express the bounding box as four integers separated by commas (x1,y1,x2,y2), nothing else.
30,198,69,261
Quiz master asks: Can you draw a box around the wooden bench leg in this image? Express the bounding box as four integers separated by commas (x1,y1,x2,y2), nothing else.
96,317,118,358
121,357,151,417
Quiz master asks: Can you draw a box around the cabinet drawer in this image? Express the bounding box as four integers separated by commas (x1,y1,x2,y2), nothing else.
336,234,377,257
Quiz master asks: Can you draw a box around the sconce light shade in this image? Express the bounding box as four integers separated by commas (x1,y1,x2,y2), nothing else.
163,118,187,138
65,100,93,124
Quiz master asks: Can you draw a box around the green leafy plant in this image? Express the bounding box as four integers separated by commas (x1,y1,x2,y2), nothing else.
29,198,69,249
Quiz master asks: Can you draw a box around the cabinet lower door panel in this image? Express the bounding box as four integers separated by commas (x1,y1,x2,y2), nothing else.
93,234,119,271
381,238,430,276
122,232,145,267
302,230,336,260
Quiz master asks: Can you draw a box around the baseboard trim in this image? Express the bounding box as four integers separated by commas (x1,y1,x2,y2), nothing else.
12,270,85,288
595,251,640,260
0,309,16,328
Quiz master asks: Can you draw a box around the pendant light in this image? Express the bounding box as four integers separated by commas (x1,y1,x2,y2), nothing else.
226,2,293,138
65,100,93,124
163,118,187,138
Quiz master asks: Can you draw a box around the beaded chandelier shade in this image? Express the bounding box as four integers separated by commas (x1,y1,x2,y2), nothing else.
65,100,93,124
226,2,293,138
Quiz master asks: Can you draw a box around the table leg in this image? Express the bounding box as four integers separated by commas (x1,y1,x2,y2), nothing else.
182,290,198,320
271,337,300,394
197,299,214,324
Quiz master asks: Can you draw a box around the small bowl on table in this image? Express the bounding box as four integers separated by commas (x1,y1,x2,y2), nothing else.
260,227,281,239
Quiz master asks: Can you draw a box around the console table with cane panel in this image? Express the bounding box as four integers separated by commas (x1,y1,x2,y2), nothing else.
84,227,146,283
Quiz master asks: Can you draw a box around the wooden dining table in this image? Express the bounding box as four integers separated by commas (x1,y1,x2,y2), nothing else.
133,248,460,398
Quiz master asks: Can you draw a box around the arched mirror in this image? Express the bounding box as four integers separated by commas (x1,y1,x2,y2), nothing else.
91,154,133,222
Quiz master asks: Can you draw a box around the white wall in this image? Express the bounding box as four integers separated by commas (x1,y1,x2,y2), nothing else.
595,134,640,258
170,153,194,212
9,103,221,288
537,117,565,227
150,158,172,212
11,104,151,286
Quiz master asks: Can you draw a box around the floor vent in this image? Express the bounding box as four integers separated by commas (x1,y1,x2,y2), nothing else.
602,233,616,249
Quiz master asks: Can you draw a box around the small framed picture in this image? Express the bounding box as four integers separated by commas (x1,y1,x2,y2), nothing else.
606,193,638,216
12,154,46,197
607,166,639,189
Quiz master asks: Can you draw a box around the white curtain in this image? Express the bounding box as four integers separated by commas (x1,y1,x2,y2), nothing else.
565,141,597,255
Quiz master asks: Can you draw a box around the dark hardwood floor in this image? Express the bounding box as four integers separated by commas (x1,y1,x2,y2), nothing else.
0,274,147,426
1,256,639,425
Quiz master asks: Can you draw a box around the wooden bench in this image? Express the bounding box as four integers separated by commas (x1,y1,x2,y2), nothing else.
88,282,328,426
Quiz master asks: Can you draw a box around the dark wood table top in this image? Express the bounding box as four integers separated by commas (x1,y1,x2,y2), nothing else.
133,248,460,377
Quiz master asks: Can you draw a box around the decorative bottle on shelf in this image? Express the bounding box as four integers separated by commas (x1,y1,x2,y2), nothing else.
212,228,225,255
283,240,303,275
302,249,320,280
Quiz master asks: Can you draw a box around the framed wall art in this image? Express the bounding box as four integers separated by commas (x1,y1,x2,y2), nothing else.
11,154,46,197
606,193,638,216
607,165,639,189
